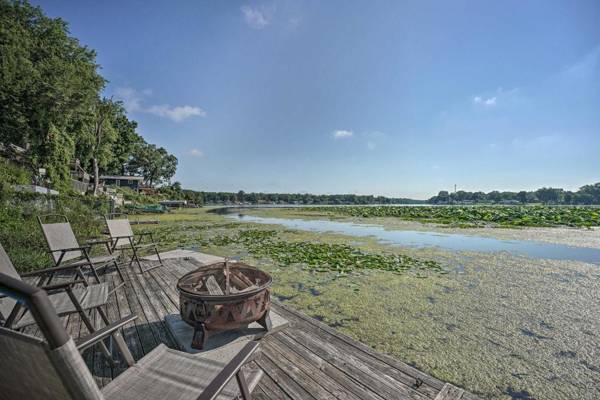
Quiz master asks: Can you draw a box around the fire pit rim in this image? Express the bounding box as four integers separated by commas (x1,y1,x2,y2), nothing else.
176,261,272,301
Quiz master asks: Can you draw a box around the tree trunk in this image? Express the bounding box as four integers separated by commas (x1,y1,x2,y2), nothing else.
93,157,99,196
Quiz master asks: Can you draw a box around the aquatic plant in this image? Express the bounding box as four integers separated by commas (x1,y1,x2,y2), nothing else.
304,205,600,228
206,229,442,274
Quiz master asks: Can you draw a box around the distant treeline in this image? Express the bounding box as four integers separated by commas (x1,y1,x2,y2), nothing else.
159,182,600,206
158,184,423,205
428,183,600,205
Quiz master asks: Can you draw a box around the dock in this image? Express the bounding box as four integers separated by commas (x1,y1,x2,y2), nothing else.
24,256,478,400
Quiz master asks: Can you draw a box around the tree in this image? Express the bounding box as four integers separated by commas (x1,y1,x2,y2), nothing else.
104,110,144,175
486,191,501,203
516,191,528,204
0,0,104,187
535,187,564,204
84,98,120,195
237,190,245,203
436,191,450,204
128,143,178,187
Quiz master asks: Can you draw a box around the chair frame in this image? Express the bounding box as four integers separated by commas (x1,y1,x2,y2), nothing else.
37,214,126,286
105,213,163,274
0,272,260,400
0,273,135,367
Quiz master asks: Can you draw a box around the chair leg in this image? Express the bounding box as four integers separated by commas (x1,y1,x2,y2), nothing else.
65,290,115,367
131,245,144,273
236,369,251,400
89,266,102,284
78,307,115,367
97,307,135,367
113,260,126,284
154,245,164,266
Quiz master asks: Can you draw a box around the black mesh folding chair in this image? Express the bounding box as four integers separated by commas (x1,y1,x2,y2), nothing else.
104,213,163,273
37,214,126,286
0,243,135,367
0,271,263,400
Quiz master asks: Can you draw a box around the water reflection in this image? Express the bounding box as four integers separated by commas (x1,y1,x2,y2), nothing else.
228,214,600,265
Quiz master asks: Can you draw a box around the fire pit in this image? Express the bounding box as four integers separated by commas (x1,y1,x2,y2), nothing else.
177,261,272,350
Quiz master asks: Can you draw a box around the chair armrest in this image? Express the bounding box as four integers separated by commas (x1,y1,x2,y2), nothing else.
196,341,260,400
20,263,87,277
111,235,133,240
76,314,138,351
135,231,156,245
48,245,91,253
41,279,87,294
85,238,112,246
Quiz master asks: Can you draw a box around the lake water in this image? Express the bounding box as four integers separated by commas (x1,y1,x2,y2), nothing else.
228,214,600,265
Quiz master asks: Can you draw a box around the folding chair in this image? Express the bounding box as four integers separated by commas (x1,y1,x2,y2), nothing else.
0,243,135,367
0,271,263,400
104,213,163,273
37,214,126,286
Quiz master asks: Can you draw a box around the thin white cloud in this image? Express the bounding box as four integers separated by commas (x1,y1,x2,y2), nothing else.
241,5,270,29
473,96,497,107
114,87,206,122
562,45,600,80
333,130,353,139
146,105,206,122
114,87,144,113
188,148,204,157
366,141,376,150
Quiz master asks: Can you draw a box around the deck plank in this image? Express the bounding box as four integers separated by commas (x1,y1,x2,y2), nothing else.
55,256,478,400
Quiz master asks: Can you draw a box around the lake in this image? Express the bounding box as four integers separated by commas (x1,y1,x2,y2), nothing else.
228,214,600,265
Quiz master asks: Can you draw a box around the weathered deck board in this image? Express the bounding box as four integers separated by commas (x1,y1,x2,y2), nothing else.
56,257,476,399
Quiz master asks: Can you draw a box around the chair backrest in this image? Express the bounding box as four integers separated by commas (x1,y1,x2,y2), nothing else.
105,215,134,248
0,273,104,400
0,244,20,320
38,215,82,263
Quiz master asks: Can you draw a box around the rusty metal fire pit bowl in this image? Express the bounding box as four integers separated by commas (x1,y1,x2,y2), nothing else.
177,261,272,350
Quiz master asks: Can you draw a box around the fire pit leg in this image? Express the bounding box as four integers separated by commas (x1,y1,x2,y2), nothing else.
191,322,208,350
257,309,272,332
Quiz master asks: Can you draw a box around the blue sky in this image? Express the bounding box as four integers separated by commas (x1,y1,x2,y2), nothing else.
35,1,600,199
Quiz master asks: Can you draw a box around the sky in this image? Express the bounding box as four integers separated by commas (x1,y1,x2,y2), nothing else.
34,0,600,199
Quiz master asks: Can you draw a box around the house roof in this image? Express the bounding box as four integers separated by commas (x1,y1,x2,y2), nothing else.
99,175,144,181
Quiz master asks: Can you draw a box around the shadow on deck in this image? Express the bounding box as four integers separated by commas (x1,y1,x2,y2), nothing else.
26,257,478,400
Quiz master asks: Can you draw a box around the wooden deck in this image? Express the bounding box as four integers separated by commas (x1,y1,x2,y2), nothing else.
28,257,478,400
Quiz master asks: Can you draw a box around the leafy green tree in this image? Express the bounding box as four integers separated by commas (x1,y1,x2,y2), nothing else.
535,187,564,204
516,191,528,203
0,0,104,187
104,109,144,175
75,98,122,195
128,143,178,187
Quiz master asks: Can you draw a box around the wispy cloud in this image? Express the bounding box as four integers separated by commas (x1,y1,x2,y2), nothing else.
114,87,144,113
366,141,376,150
114,87,206,122
562,45,600,80
146,105,206,122
188,148,204,157
241,5,271,29
473,96,497,107
333,130,353,139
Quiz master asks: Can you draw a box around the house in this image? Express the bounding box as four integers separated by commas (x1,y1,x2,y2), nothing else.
99,175,144,191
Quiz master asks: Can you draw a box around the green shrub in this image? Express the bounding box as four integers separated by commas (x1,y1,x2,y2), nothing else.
0,190,110,272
